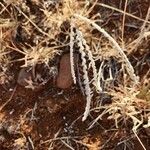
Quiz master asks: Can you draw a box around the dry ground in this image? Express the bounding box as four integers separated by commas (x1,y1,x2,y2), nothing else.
0,0,150,150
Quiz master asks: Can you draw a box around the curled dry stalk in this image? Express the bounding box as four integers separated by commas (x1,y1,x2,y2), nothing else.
74,14,139,85
69,11,139,121
68,13,139,121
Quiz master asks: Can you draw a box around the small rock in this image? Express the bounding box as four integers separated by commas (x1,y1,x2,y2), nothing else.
56,53,77,89
17,68,32,86
17,67,44,91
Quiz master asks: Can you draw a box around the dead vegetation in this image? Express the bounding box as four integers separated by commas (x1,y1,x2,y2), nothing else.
0,0,150,149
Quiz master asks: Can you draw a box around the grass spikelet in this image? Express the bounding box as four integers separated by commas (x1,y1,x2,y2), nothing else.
76,29,93,121
81,35,102,92
70,19,76,84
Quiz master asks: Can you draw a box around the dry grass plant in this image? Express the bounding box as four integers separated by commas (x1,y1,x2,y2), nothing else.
0,0,150,149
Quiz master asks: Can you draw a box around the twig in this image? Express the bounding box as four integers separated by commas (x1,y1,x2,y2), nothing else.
13,5,51,39
95,3,150,24
0,85,17,112
41,136,81,144
121,0,128,49
133,130,146,150
128,7,150,53
61,139,75,150
48,129,61,150
28,136,34,150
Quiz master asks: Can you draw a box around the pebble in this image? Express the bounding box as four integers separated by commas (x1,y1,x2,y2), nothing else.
17,68,32,86
18,53,77,89
56,53,77,89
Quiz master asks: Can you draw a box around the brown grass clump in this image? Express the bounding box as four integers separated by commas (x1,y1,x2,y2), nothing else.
0,0,150,149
